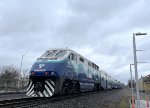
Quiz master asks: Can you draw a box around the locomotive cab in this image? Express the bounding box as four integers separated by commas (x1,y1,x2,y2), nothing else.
27,49,71,97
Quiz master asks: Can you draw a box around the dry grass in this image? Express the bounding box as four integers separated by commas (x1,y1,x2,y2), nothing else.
117,95,130,108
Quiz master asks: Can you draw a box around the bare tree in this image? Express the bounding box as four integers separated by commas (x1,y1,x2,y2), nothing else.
22,69,29,79
0,65,30,92
0,65,20,80
0,65,21,89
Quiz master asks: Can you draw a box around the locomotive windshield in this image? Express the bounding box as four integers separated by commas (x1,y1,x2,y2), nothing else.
41,50,58,58
55,50,67,58
38,50,67,61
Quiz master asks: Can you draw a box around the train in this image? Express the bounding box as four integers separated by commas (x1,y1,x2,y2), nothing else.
26,48,123,97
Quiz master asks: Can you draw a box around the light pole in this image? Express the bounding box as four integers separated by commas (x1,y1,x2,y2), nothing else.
20,55,25,77
20,55,25,96
133,32,147,108
130,64,134,98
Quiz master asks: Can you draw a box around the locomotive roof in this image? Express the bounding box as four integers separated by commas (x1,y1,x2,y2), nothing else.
46,48,73,52
47,48,94,64
46,48,100,67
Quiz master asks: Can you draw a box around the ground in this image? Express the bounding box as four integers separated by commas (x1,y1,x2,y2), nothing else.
36,87,130,108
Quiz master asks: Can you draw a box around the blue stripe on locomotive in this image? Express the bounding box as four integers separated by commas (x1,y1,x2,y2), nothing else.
30,59,67,78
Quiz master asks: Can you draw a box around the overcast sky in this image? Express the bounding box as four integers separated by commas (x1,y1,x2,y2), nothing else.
0,0,150,84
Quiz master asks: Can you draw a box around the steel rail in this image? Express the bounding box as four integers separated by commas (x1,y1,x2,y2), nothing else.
0,89,120,108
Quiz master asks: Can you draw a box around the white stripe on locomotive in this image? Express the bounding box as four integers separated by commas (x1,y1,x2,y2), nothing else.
45,85,53,96
26,84,34,96
44,87,51,97
27,81,32,91
45,81,54,92
38,91,43,97
31,93,36,97
43,90,49,97
28,89,34,96
50,81,54,86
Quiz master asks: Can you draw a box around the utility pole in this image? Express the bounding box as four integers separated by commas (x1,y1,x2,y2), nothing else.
130,64,134,98
132,32,147,108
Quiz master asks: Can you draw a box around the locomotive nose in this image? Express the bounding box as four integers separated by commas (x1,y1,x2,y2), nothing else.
27,61,64,97
27,61,66,97
34,82,44,92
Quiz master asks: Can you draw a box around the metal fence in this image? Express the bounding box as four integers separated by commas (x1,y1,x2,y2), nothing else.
0,78,29,93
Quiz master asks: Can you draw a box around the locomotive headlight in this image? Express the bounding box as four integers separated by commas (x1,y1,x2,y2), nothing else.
50,71,55,76
31,72,35,75
44,71,55,76
45,72,49,75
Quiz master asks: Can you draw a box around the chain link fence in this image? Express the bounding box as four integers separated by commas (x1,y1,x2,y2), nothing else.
0,78,29,93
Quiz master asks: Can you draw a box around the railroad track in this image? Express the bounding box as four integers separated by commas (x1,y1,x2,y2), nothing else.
0,90,117,108
0,91,25,95
0,92,27,101
0,97,45,108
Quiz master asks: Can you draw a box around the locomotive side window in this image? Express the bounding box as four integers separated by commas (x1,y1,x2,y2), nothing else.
79,57,84,63
68,53,77,61
72,54,77,61
97,66,99,70
88,62,91,67
92,63,95,68
91,62,99,70
68,54,71,59
55,50,67,58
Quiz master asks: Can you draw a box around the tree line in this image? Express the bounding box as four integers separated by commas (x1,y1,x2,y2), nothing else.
0,65,29,91
0,65,29,81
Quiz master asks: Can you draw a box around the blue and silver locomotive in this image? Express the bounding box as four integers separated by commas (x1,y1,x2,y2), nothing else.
26,48,123,97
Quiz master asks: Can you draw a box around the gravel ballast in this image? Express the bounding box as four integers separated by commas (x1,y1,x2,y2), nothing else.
36,88,129,108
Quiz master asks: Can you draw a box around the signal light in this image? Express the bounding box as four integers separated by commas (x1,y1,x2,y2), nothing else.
45,72,49,75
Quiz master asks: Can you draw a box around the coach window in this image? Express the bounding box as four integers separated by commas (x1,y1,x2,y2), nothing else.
79,57,84,63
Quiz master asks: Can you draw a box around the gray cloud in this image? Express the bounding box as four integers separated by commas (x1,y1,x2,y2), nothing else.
0,0,150,84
